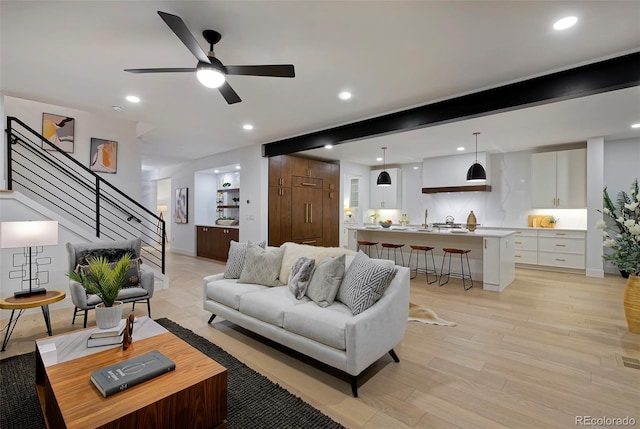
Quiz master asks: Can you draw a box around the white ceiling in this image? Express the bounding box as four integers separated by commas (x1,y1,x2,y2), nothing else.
1,1,639,169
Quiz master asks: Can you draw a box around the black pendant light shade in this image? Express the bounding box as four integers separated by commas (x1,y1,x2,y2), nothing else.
377,147,392,186
467,132,487,182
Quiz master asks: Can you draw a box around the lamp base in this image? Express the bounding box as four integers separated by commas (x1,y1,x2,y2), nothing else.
14,288,47,298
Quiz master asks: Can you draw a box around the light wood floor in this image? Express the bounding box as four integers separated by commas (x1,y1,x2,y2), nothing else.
2,252,639,428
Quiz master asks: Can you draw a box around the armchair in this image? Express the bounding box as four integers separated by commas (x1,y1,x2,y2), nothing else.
66,238,154,327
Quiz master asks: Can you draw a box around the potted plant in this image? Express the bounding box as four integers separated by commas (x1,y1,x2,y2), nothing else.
596,178,640,333
68,253,133,328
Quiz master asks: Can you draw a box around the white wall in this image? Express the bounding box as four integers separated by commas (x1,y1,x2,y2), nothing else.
144,145,266,256
3,96,143,200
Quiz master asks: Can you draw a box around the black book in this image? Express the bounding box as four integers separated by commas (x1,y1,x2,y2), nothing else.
90,350,176,397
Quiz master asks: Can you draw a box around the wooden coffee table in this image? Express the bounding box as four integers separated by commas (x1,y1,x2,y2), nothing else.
35,318,227,429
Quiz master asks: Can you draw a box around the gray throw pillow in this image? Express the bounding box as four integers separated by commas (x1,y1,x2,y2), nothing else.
336,251,397,315
305,254,346,307
224,240,266,279
238,244,284,286
288,257,315,299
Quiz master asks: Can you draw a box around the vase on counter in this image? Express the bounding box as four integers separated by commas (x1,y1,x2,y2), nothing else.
466,210,477,232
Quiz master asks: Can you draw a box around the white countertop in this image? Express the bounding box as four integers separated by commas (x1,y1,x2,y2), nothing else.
350,226,515,238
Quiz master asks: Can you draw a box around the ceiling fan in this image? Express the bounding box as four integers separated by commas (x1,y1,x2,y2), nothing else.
124,11,295,104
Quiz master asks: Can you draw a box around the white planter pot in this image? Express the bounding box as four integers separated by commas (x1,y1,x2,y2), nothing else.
95,301,123,329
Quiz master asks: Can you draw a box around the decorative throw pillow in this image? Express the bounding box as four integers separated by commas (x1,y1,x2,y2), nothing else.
288,257,316,299
305,254,346,307
75,259,140,289
278,242,356,284
76,248,135,266
336,251,397,315
224,240,266,279
238,244,284,286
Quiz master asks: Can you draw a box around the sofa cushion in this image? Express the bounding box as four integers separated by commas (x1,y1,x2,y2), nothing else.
283,301,352,350
206,278,266,310
336,251,398,315
224,240,266,279
305,254,346,307
240,286,309,327
288,257,315,299
239,244,284,286
278,242,355,284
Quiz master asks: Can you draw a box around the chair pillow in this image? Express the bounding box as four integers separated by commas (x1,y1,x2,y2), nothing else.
336,251,397,315
238,244,284,286
305,254,346,307
75,248,135,266
75,259,140,289
288,257,315,299
224,240,266,279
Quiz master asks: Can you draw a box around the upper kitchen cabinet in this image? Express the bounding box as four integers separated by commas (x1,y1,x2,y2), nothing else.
532,148,586,208
370,168,401,209
421,153,491,193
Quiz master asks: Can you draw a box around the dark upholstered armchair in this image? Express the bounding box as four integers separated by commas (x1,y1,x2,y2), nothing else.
66,238,154,327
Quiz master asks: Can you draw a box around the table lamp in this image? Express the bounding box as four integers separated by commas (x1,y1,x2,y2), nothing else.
0,220,59,297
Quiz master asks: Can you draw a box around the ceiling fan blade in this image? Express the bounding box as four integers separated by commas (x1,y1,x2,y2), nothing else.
218,82,242,104
225,65,295,78
125,68,196,74
157,11,210,64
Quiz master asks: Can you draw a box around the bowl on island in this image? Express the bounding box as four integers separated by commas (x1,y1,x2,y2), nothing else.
379,221,392,228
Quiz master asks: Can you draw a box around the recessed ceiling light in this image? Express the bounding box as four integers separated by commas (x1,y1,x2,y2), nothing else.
235,165,241,170
126,95,140,103
412,166,419,170
457,146,465,151
553,16,577,31
243,124,254,130
112,106,122,111
324,144,333,149
214,170,219,173
632,123,640,129
338,91,352,100
376,157,383,162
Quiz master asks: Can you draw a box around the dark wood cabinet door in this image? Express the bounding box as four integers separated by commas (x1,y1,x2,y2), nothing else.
268,186,292,247
268,155,283,187
196,226,214,259
211,227,239,261
291,186,323,241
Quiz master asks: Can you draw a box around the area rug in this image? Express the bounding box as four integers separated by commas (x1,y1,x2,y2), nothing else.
0,318,344,429
409,303,457,326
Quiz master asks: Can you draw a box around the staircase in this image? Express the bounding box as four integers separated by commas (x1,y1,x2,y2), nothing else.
5,116,165,274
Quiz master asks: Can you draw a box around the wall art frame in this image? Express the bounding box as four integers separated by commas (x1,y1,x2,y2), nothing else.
175,188,188,224
89,138,118,173
42,112,75,153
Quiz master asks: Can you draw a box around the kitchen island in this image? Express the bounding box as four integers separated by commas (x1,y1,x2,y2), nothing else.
347,226,516,292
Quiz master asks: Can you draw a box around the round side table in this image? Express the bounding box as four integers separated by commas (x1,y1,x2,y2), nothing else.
0,290,66,351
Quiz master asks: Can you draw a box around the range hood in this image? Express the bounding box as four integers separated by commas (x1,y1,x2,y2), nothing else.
421,153,491,194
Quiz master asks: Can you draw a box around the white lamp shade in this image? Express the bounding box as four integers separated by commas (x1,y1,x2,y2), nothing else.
157,205,168,212
0,221,58,249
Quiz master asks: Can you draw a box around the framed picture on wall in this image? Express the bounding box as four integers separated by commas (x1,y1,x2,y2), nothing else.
175,188,188,224
90,138,118,173
42,113,75,153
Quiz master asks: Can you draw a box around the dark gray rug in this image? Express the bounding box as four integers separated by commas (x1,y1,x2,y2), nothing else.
0,318,344,429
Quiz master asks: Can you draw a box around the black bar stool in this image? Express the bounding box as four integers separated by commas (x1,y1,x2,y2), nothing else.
408,245,437,284
380,243,405,266
439,248,473,290
357,241,379,258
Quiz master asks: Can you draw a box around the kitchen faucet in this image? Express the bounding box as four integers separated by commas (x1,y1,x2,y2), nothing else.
445,215,455,224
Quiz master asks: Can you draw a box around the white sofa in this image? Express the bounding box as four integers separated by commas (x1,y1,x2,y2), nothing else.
203,248,410,397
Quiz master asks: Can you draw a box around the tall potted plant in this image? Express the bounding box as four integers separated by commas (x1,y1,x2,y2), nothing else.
68,253,133,328
596,178,640,333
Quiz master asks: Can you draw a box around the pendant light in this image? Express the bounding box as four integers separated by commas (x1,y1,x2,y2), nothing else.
466,132,486,182
377,147,392,186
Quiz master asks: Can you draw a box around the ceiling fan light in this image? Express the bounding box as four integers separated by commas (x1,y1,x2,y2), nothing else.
466,163,487,182
196,66,226,88
377,170,392,186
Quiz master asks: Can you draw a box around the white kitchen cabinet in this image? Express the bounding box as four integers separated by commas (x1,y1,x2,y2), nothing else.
532,149,586,208
370,168,401,209
482,236,515,292
512,229,538,265
537,229,586,269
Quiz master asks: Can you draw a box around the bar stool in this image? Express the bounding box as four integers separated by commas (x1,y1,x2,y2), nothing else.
439,248,473,290
380,243,405,266
357,241,379,258
408,245,437,284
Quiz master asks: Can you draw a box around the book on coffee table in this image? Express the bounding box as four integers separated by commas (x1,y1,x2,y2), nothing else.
90,350,176,397
89,319,126,339
87,333,124,348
